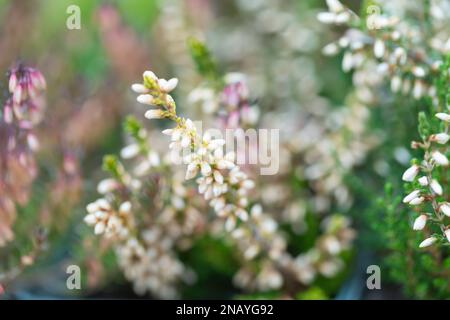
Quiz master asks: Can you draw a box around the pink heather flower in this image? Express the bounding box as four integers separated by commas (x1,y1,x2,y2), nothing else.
6,64,46,125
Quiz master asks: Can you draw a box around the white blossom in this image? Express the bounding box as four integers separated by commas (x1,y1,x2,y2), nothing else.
419,237,437,248
413,214,427,230
402,164,419,181
403,190,420,203
432,151,449,166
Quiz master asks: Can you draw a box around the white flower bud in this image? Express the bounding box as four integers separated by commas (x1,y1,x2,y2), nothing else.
409,196,424,205
413,80,424,99
374,39,385,58
413,214,427,230
430,179,443,195
393,47,407,65
342,51,353,72
403,190,420,203
84,214,97,225
119,201,132,214
145,109,165,119
440,202,450,217
432,151,449,166
445,229,450,243
120,143,140,159
412,66,426,78
419,237,436,248
137,94,154,105
418,176,428,186
143,70,157,80
131,83,148,93
435,113,450,122
317,12,336,24
322,43,339,56
391,75,402,92
402,164,419,181
431,133,450,144
97,178,117,194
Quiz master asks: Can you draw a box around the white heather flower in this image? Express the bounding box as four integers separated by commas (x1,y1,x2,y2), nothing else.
413,80,424,99
393,47,407,65
131,83,149,94
97,178,118,194
440,203,450,217
390,75,402,92
432,151,449,166
430,179,443,195
120,143,140,159
84,199,132,238
409,197,424,205
322,43,339,56
317,12,336,24
403,190,420,203
445,229,450,243
412,66,426,78
431,133,450,144
419,237,437,248
374,39,385,58
435,113,450,122
413,214,427,230
342,52,353,72
145,109,165,119
137,94,154,105
157,78,178,93
418,176,428,186
402,164,419,182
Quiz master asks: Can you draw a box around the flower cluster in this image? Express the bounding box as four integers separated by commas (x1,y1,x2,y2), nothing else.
0,64,46,246
189,73,260,129
84,115,205,298
130,69,356,294
402,112,450,248
319,0,449,103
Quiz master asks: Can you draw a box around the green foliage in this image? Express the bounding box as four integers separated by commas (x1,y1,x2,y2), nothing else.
417,112,431,140
367,183,450,299
102,155,123,180
187,37,222,87
296,286,328,300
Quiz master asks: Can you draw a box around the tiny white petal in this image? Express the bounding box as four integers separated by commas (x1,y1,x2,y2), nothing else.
409,197,424,205
84,214,97,225
120,144,140,159
143,70,157,80
430,179,443,195
97,178,117,194
403,190,420,203
402,165,419,182
445,230,450,242
317,12,336,24
432,133,450,144
94,222,106,235
145,109,165,119
374,39,385,59
137,94,154,105
418,176,428,186
432,151,449,166
131,83,148,93
435,113,450,122
419,237,436,248
440,203,450,217
413,214,427,230
119,201,132,214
